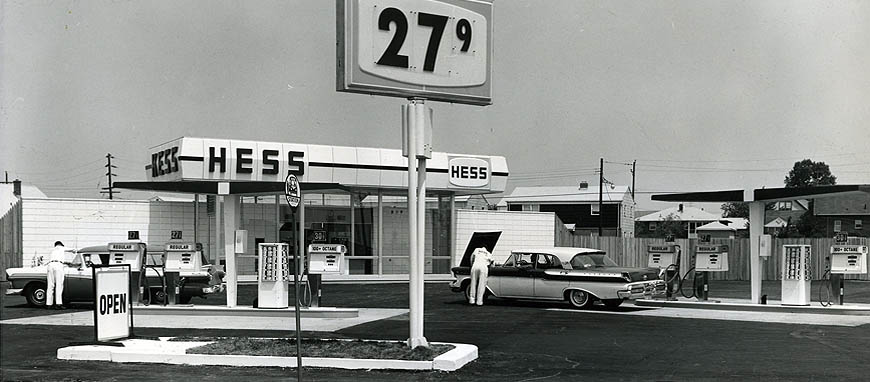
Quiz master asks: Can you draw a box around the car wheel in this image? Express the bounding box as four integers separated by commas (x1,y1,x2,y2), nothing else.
463,283,488,304
463,284,473,303
24,283,47,307
602,298,624,308
567,290,594,309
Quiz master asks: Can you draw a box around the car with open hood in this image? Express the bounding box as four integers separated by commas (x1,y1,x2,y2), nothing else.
450,232,666,308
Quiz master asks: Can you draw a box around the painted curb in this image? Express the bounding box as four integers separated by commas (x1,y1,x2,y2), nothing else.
57,339,478,371
635,299,870,315
132,305,359,318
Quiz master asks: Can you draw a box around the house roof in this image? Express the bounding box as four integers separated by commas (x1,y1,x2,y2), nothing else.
765,217,788,228
814,194,870,216
0,184,47,218
697,221,736,231
635,205,720,222
503,185,631,204
721,217,749,229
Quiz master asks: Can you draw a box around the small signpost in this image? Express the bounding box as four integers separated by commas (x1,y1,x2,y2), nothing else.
92,264,133,344
285,173,303,378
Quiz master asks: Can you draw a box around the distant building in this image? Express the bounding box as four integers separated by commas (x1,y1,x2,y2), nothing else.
763,199,809,235
635,204,722,239
814,194,869,237
502,185,635,237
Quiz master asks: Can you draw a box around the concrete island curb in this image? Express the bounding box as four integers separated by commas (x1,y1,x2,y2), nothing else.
56,338,478,372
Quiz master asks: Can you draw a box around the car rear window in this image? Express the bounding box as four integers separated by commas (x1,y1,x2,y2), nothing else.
570,253,617,269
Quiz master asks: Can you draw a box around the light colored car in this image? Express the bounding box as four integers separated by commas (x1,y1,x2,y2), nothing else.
451,247,666,308
5,244,223,307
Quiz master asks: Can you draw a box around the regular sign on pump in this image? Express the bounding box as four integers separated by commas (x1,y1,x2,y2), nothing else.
93,266,132,342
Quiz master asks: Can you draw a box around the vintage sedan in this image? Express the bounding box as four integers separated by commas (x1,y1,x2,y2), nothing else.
451,247,666,308
5,244,224,307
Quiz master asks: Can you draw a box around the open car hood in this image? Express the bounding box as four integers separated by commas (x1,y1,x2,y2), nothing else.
458,231,501,267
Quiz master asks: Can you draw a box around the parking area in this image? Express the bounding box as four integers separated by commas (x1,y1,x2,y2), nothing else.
3,281,870,381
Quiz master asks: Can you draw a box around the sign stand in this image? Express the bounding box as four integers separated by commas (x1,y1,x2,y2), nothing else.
70,264,134,347
285,174,303,378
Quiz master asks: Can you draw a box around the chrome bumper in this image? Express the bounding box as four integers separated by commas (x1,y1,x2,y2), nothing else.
201,283,225,294
617,280,666,299
5,288,23,296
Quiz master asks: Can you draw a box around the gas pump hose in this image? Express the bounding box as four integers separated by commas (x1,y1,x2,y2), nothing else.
678,267,697,299
819,269,833,307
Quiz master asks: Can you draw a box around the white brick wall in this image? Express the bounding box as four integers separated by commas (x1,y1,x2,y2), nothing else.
455,210,557,265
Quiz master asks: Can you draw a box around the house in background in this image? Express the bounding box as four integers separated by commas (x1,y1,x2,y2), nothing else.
763,199,809,233
635,204,722,239
814,194,869,237
502,184,635,237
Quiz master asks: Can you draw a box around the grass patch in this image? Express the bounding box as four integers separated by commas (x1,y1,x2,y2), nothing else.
185,337,454,361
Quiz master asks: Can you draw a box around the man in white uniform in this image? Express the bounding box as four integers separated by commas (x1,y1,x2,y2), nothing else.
45,241,68,309
468,247,493,306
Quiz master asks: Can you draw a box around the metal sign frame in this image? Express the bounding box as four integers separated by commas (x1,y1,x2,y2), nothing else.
91,264,134,344
285,173,300,208
337,0,493,105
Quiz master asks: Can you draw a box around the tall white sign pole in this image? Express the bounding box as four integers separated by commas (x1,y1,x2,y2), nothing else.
404,99,429,348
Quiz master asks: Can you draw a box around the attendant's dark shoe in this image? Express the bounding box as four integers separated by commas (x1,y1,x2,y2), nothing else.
57,305,67,310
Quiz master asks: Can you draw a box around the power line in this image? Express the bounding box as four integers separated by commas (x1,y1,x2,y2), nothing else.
100,153,119,200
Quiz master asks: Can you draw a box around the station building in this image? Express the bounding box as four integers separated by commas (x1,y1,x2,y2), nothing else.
97,137,508,282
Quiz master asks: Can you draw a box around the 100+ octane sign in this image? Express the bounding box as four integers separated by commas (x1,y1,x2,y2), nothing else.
337,0,492,105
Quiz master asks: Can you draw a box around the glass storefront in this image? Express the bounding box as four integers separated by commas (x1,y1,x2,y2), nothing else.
241,191,453,276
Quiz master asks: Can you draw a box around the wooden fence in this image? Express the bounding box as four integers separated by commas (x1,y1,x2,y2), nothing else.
558,235,870,281
1,202,24,281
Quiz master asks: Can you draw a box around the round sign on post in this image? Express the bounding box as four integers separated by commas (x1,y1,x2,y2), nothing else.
285,174,300,208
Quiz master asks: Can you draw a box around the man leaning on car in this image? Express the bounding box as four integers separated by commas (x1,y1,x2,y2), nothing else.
44,241,69,310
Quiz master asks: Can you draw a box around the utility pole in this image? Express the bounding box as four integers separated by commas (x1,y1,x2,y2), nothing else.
101,153,118,200
598,157,603,237
631,160,636,200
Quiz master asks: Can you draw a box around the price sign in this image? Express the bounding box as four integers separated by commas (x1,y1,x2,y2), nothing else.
834,232,848,244
338,0,492,105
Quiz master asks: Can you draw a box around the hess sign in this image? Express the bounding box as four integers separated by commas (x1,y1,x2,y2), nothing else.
338,0,492,105
448,157,489,188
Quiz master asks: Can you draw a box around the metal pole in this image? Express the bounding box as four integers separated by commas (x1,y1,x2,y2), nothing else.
294,194,303,379
631,160,636,200
414,110,429,347
748,200,764,304
598,158,604,236
406,101,420,348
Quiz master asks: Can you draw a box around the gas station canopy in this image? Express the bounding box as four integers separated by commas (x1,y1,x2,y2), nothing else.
652,184,870,203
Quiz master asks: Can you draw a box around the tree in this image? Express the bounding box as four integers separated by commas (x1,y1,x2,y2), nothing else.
784,159,837,188
654,214,686,239
721,202,749,218
783,159,837,237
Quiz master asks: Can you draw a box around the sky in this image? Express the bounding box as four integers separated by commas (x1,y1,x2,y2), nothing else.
1,0,868,212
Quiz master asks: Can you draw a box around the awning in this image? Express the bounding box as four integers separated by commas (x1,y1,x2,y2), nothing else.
652,185,870,203
114,181,350,195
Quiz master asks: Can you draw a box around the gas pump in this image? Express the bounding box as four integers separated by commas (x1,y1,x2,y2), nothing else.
163,242,202,305
781,245,812,306
828,241,868,305
257,243,291,309
693,244,729,301
107,242,148,305
646,243,681,299
306,244,346,307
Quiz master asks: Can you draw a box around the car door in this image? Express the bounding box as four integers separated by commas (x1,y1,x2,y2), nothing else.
64,253,94,302
490,253,535,298
533,253,567,299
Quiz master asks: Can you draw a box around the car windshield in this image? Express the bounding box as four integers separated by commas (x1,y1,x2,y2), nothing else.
570,253,618,269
